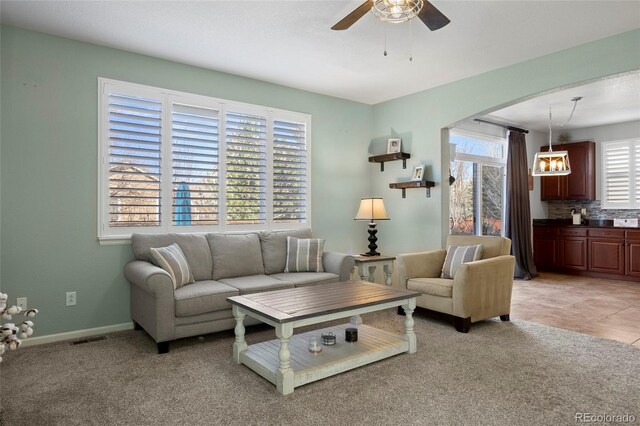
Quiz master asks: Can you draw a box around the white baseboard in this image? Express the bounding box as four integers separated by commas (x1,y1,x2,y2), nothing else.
20,322,134,347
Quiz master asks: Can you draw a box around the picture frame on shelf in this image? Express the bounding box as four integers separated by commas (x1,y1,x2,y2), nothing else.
410,164,425,181
387,138,401,154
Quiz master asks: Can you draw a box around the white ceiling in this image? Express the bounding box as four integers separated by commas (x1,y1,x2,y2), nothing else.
485,71,640,132
1,1,639,105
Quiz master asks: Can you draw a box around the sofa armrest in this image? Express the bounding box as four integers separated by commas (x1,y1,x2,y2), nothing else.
322,252,356,282
124,260,177,343
396,250,447,289
124,260,174,295
452,255,515,321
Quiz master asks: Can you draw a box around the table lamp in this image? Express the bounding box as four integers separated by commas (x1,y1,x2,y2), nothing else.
354,197,390,256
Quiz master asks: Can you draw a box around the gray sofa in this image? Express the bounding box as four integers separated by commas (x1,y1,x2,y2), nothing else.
124,228,354,353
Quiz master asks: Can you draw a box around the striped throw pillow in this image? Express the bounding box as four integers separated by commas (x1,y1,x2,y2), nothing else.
285,237,325,273
149,243,195,289
441,244,483,279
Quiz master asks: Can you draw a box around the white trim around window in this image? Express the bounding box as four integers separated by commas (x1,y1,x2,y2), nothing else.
97,78,312,243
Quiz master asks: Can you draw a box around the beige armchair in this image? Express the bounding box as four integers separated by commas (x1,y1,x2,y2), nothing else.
397,235,515,333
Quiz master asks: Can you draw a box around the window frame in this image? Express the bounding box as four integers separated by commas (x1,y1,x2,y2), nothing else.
449,129,508,237
98,78,312,243
600,138,639,210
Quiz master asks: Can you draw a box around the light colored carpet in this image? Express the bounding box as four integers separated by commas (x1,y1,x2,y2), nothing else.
1,310,638,425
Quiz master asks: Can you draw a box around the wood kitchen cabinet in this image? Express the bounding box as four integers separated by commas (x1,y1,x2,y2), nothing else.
627,230,640,277
533,226,559,270
559,228,587,271
588,231,625,276
533,224,639,282
540,141,596,201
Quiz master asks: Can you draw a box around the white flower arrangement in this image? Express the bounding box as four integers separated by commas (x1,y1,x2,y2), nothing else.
0,292,38,363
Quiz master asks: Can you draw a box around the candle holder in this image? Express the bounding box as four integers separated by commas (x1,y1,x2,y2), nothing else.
321,332,336,346
308,336,322,353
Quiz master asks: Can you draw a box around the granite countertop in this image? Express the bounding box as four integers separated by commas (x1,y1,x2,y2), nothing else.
533,219,640,229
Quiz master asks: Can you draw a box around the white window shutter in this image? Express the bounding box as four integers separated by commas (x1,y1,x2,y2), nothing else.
601,140,639,209
272,119,308,223
225,111,267,225
100,79,311,240
107,93,162,228
171,103,220,226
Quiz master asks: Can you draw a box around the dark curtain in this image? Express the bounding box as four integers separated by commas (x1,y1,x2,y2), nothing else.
505,131,538,280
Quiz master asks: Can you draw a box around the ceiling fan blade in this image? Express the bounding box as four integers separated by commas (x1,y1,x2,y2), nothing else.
331,1,373,30
418,1,451,31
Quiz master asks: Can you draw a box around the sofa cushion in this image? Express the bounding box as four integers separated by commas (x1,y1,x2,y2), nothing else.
174,280,239,317
149,244,195,289
259,229,313,274
441,244,483,279
271,272,339,287
285,237,325,273
219,275,294,295
208,233,265,280
407,278,454,298
132,233,213,281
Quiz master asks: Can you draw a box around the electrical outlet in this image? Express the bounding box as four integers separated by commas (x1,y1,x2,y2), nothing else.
17,297,27,310
66,291,77,306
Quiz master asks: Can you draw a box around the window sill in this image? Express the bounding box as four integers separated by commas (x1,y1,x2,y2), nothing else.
98,235,132,246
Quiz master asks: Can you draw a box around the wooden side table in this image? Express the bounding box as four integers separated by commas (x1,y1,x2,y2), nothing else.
352,255,396,286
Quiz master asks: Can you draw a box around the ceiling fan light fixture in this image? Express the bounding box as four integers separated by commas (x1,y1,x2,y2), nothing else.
372,0,424,24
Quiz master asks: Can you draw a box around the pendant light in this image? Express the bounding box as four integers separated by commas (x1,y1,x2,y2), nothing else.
531,97,581,177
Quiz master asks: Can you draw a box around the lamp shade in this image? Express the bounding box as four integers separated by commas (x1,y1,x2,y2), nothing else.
354,198,390,221
531,150,571,176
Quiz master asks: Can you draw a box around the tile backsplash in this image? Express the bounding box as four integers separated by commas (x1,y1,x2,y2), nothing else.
547,200,640,220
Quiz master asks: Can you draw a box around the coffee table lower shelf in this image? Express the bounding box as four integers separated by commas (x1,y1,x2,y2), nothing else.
240,323,409,389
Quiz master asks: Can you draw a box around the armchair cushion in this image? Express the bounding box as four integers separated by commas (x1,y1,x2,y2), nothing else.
285,237,325,273
407,278,453,298
441,244,483,279
149,244,195,289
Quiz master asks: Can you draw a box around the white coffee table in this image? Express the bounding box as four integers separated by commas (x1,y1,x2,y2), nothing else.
227,281,420,395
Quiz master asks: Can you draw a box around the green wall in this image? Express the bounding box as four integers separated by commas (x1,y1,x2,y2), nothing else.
370,29,640,255
0,26,373,336
2,25,639,338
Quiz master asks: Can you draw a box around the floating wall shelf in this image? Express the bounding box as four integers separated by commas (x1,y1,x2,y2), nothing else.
368,152,411,172
389,181,435,198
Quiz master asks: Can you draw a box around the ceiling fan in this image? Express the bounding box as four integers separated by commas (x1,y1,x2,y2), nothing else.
332,0,450,31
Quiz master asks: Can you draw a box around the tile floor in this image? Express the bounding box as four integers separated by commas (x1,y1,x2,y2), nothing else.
511,272,640,346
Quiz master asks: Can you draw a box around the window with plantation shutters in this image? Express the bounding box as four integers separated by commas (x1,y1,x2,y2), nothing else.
225,111,267,225
98,78,311,241
171,103,220,226
273,119,307,223
601,139,639,209
107,93,162,228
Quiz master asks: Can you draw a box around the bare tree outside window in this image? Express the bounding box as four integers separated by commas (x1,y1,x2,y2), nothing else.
449,131,506,236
